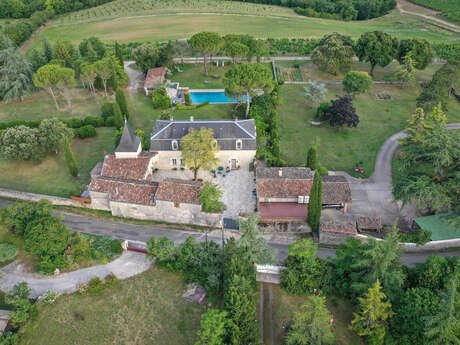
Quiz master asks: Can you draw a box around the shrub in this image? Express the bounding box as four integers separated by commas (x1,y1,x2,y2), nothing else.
0,243,17,263
83,116,104,127
316,102,331,120
343,71,373,95
113,103,124,129
91,236,122,259
65,142,78,177
152,87,171,109
104,273,118,287
115,88,129,119
101,102,114,119
77,125,96,139
66,118,83,128
88,277,104,294
42,290,59,304
318,166,329,176
184,92,191,106
105,116,115,127
199,181,225,213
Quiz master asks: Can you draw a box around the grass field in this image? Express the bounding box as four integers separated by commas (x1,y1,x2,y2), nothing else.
407,0,460,22
276,60,442,82
272,286,363,345
0,225,35,270
19,266,205,345
278,83,460,176
26,0,460,49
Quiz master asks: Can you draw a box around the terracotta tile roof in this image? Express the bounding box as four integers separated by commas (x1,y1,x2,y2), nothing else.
322,176,352,204
259,202,307,221
320,219,357,234
256,167,313,179
144,67,166,89
257,179,312,198
89,178,158,205
100,153,155,180
155,178,201,205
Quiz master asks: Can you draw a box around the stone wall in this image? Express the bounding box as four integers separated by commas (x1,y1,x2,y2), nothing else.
319,230,356,245
109,199,222,228
88,191,111,211
0,188,89,208
259,221,311,233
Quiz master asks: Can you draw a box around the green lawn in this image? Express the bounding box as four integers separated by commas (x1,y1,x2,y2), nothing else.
19,266,205,345
407,0,460,22
278,83,460,176
272,286,363,345
0,225,35,270
0,89,101,122
171,64,231,89
276,60,442,82
28,4,459,50
0,127,115,197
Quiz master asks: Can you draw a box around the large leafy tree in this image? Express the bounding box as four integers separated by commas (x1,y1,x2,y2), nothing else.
80,62,98,101
237,213,276,264
285,296,335,345
398,39,433,70
94,57,113,97
223,63,273,117
37,118,74,154
226,41,249,64
189,32,222,76
0,125,42,162
311,32,354,75
323,95,359,128
342,71,373,96
181,127,219,181
133,42,174,73
0,47,34,102
354,31,399,76
350,280,394,345
424,278,460,345
79,37,106,62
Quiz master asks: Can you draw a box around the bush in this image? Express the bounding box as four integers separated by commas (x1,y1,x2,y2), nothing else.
83,116,104,127
318,166,329,176
77,125,96,139
343,71,373,95
88,277,104,294
184,92,191,106
0,243,17,263
42,290,59,304
101,102,114,119
105,116,115,127
104,273,118,287
65,143,78,177
316,102,331,120
152,87,171,109
91,237,122,259
199,181,225,213
65,118,83,129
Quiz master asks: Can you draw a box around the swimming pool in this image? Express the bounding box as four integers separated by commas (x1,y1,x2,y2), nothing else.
189,90,247,104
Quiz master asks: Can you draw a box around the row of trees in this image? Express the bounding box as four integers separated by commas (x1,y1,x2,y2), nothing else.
311,31,433,77
0,0,113,18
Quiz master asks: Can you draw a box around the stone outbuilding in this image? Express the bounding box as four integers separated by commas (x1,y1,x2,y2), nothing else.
357,216,383,232
319,209,357,244
144,67,166,95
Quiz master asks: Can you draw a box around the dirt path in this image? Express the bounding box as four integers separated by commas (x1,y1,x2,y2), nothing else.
260,282,275,345
397,0,460,33
124,61,144,91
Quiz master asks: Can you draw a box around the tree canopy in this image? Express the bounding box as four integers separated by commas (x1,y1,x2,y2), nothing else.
311,33,354,75
189,32,222,76
323,95,359,128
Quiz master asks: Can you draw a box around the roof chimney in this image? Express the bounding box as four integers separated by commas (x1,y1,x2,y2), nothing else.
278,168,283,177
190,116,194,122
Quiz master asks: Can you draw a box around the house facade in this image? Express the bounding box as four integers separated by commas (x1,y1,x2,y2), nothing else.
150,118,257,170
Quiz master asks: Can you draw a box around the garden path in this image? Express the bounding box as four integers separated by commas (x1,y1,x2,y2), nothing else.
0,251,151,298
124,61,145,91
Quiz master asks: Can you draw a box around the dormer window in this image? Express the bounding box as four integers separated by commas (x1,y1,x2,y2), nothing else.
236,139,242,150
172,140,179,151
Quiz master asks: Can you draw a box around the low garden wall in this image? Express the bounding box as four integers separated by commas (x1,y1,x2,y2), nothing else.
0,188,90,209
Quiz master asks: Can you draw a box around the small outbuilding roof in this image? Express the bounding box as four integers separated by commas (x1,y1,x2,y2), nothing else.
155,178,202,205
256,167,314,180
144,67,166,89
322,175,352,204
115,120,141,153
89,178,158,205
100,152,155,180
320,209,357,234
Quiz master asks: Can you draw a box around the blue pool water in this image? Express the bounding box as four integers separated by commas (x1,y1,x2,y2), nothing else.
189,91,247,104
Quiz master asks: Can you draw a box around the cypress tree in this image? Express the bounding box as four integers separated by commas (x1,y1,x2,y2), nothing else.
115,87,129,119
65,141,78,177
113,103,124,129
42,37,53,63
307,170,322,232
115,41,124,67
111,64,119,90
306,145,318,170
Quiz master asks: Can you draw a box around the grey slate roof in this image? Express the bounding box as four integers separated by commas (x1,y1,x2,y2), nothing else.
256,167,314,180
115,120,141,153
150,119,256,151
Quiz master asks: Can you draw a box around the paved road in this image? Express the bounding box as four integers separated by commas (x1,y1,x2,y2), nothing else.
1,200,457,267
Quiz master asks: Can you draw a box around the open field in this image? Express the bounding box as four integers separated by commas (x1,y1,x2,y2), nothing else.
271,285,363,345
276,60,442,82
27,0,460,49
19,266,205,345
278,83,460,176
407,0,460,22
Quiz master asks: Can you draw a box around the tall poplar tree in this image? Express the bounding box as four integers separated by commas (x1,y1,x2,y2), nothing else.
307,170,322,232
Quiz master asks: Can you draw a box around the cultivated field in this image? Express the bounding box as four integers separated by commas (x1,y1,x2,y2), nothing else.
19,266,205,345
407,0,460,22
30,0,460,47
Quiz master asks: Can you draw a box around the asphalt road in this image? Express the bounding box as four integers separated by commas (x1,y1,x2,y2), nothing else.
1,200,458,266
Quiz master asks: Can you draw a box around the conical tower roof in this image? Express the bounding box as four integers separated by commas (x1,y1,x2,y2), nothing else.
115,119,141,153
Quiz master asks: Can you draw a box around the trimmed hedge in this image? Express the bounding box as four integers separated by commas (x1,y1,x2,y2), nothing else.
77,125,97,139
0,116,115,132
